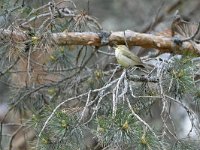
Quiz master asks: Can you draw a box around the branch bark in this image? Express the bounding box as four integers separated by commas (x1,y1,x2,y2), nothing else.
52,30,200,55
1,29,200,56
0,29,27,42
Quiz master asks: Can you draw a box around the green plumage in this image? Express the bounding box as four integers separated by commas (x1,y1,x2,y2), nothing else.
114,45,145,68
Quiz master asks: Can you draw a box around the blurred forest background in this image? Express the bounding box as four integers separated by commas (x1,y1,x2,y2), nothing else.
0,0,200,150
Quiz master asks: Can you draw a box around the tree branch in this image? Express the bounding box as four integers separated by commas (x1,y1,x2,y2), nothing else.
0,29,27,42
1,28,199,56
52,30,200,55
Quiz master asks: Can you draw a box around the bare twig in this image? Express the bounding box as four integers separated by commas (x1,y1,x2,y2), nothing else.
112,69,126,118
141,0,183,33
126,98,166,150
97,50,115,56
165,95,200,136
79,90,91,122
0,57,19,77
36,78,119,149
181,22,200,42
127,74,159,83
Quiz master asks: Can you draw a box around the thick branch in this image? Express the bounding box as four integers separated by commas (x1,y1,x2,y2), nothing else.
52,30,200,55
1,29,199,56
0,29,27,42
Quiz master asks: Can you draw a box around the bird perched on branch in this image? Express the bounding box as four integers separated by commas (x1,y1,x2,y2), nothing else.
113,45,146,68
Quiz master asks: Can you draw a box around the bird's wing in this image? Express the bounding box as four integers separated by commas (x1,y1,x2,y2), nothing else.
123,49,143,64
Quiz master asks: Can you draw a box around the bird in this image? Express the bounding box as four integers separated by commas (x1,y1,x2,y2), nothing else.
113,45,146,68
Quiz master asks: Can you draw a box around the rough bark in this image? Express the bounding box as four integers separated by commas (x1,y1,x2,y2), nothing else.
1,29,199,56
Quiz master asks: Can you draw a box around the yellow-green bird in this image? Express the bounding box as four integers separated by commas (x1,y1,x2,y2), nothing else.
113,45,145,68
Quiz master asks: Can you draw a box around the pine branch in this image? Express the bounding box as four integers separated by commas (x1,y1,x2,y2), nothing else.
1,28,199,56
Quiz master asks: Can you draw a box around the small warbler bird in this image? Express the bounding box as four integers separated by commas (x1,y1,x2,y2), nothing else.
113,45,145,68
